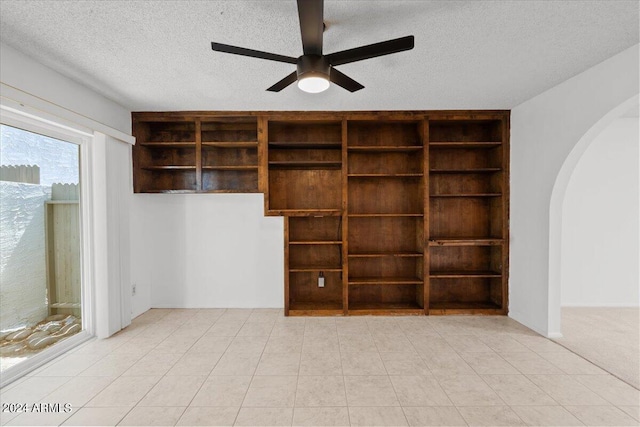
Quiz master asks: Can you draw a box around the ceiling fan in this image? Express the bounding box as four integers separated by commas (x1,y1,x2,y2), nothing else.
211,0,414,93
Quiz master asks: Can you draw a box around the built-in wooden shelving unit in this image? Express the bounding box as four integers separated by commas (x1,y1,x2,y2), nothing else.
133,116,258,193
132,111,510,316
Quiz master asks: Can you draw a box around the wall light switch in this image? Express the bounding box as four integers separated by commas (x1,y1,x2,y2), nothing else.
318,272,325,288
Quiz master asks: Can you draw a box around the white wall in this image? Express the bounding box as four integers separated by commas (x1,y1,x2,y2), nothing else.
1,42,134,337
130,194,284,311
510,44,639,336
0,43,130,135
561,118,639,306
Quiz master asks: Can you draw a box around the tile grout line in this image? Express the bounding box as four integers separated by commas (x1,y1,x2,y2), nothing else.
174,308,230,426
550,337,640,392
378,318,412,427
290,318,306,425
231,309,258,427
113,308,198,426
27,316,164,426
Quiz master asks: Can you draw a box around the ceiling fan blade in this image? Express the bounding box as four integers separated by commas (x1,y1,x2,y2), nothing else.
327,35,414,66
329,68,364,92
297,0,323,55
211,42,297,64
266,71,298,92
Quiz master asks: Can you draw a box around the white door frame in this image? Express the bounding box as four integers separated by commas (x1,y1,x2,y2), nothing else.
0,106,95,387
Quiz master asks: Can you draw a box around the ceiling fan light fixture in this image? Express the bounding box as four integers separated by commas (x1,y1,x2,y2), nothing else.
211,0,414,93
296,55,330,93
297,74,330,93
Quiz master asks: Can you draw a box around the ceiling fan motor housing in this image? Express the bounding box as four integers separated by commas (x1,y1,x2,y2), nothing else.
297,55,330,81
211,0,413,92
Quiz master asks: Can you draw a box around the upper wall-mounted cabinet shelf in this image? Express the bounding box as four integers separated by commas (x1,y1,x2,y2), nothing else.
133,116,259,193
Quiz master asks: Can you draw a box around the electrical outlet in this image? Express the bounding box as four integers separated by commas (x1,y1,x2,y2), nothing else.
318,272,325,288
132,283,137,296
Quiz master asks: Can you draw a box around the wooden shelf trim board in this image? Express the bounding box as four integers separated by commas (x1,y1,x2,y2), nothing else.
348,277,423,285
348,145,423,152
429,238,504,246
430,193,502,198
142,165,196,171
348,252,423,257
429,270,502,278
202,141,258,147
429,168,502,174
429,141,502,148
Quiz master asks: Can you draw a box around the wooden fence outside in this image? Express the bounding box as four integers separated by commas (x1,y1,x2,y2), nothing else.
45,183,81,316
0,165,40,184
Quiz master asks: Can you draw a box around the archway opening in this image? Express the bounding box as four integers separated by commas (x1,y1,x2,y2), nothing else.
548,95,639,387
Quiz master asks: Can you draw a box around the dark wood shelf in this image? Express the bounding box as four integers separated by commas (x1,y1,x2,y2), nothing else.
430,270,502,278
430,193,502,198
348,252,423,258
202,141,257,148
348,213,423,218
202,165,258,171
429,141,502,149
348,145,423,152
133,116,258,194
430,168,502,174
429,301,503,314
269,209,342,216
289,301,343,316
269,141,341,149
202,189,257,194
139,189,199,194
290,241,342,245
429,238,503,246
348,301,424,314
142,165,196,171
140,142,196,148
348,277,423,285
289,266,342,272
348,173,423,178
269,161,342,169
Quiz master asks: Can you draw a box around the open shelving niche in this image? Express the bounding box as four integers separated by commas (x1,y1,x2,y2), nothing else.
346,120,427,315
427,118,508,314
266,120,343,216
133,116,259,193
265,120,345,315
286,216,344,315
201,117,259,192
133,120,198,192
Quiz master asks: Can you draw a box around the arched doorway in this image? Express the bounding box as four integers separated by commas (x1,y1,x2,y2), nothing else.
548,94,638,336
548,95,638,387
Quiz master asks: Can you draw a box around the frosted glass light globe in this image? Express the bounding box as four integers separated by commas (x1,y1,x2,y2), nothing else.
298,76,330,93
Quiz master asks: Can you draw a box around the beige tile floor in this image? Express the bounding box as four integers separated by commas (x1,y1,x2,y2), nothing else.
555,307,640,390
1,308,638,426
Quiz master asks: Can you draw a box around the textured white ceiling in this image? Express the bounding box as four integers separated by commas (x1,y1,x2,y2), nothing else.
1,1,638,112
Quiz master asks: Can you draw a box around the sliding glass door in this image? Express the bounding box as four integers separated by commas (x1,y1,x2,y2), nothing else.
0,123,87,376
